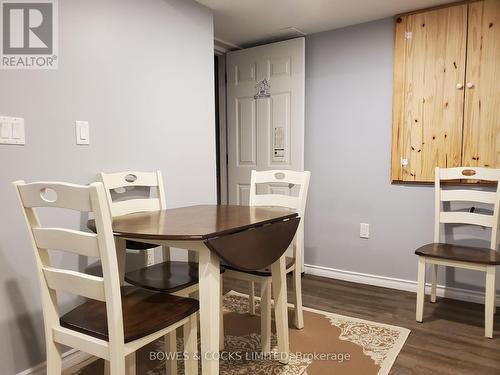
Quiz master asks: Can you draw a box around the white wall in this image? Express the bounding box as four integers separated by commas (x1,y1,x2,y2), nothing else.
304,18,498,295
0,0,216,373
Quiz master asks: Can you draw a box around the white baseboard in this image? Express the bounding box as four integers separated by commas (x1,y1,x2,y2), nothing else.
304,263,500,305
16,349,97,375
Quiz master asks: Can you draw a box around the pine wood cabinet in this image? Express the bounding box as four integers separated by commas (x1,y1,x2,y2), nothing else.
391,0,500,182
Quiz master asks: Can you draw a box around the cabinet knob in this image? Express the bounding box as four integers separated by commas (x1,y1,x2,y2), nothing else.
466,82,474,89
456,83,464,89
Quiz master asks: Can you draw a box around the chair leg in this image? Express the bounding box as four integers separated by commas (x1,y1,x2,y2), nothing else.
220,277,225,351
184,313,198,375
109,360,126,375
165,332,177,375
46,340,62,375
190,289,200,300
260,278,272,353
416,256,426,322
115,237,127,285
249,281,256,315
485,266,496,338
162,245,171,262
125,353,136,375
108,347,126,375
292,268,304,329
430,264,438,303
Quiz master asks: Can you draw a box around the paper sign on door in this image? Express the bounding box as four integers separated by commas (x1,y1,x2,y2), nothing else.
273,126,285,161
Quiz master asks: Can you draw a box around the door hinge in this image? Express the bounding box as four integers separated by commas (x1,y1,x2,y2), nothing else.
404,32,412,40
226,153,229,165
224,71,228,84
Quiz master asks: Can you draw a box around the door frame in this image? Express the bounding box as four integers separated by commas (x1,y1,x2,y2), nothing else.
215,51,228,204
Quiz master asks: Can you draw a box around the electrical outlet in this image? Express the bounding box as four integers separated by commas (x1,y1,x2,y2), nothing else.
360,223,370,239
146,249,155,266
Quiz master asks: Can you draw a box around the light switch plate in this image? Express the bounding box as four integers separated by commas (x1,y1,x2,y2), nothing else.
0,116,25,145
360,223,370,239
75,120,89,145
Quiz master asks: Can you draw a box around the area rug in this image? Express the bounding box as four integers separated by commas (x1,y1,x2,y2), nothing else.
73,291,410,375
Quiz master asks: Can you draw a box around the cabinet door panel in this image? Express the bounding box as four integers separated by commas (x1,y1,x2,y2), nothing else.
391,17,408,181
393,5,467,182
463,0,500,169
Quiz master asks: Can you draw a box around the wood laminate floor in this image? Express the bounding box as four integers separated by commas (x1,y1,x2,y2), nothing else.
223,274,500,375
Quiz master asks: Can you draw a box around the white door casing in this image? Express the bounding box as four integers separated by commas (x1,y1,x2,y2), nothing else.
226,38,305,206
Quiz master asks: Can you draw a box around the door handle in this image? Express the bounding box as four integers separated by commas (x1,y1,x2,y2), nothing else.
466,82,474,89
456,83,464,90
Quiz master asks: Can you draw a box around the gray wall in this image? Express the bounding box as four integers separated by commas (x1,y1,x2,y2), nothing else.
0,0,216,373
304,18,498,293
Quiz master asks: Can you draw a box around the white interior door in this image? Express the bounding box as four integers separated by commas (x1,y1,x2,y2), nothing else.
226,38,305,206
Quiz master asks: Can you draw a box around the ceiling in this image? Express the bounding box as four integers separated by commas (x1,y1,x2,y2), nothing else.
197,0,456,49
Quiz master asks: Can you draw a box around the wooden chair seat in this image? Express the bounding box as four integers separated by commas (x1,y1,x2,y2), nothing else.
124,261,225,292
415,243,500,265
126,240,157,250
60,286,199,343
224,256,296,277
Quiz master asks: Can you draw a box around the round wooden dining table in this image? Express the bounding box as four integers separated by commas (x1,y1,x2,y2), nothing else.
89,204,300,375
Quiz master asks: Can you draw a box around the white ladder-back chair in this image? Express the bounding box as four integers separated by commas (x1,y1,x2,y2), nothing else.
98,170,169,264
13,181,198,375
99,170,225,367
415,167,500,338
99,171,225,297
223,169,310,352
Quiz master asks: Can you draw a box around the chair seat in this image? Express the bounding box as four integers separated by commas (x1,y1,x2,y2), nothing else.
124,261,225,293
126,240,157,250
60,287,198,343
415,243,500,265
224,256,296,277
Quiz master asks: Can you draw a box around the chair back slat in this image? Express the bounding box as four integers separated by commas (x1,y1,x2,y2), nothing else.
17,182,93,211
251,194,298,210
33,228,100,258
251,169,308,186
99,171,166,217
100,171,160,190
111,198,161,217
440,212,495,228
439,167,500,181
440,190,497,204
42,267,106,301
434,167,500,249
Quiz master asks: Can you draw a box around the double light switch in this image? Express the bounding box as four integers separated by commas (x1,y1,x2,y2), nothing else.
0,116,25,145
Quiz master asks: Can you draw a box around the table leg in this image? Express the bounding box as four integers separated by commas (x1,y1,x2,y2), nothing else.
198,246,220,375
188,250,198,263
114,237,126,286
271,255,290,364
188,250,200,299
